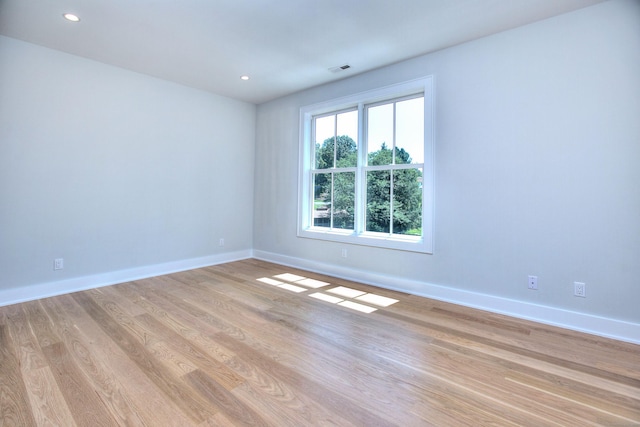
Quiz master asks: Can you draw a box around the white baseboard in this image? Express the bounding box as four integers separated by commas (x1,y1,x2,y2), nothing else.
3,249,638,345
0,250,253,308
253,250,640,345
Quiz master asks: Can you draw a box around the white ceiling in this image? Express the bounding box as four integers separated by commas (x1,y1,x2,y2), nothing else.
0,0,607,104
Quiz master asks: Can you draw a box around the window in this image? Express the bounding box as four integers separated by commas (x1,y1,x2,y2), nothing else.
298,77,433,253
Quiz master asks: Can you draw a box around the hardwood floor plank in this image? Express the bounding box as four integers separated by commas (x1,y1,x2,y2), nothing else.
40,296,148,426
202,411,241,427
21,366,78,427
185,369,269,426
256,309,544,425
51,293,196,427
86,287,161,347
377,305,640,392
229,378,357,427
71,292,217,424
20,300,61,349
87,285,209,379
135,312,245,390
527,326,640,381
0,324,37,427
271,294,638,425
430,333,640,404
386,293,640,385
4,304,77,426
504,372,640,425
424,341,628,426
41,341,117,426
3,304,48,372
90,285,149,317
134,278,246,342
200,297,432,422
212,330,398,427
116,282,238,364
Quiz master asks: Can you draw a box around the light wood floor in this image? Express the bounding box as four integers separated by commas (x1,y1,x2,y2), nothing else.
1,259,638,426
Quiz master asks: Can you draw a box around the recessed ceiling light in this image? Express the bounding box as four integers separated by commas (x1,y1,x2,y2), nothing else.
63,13,80,22
240,75,250,81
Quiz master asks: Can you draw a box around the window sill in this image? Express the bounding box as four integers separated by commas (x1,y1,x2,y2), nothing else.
298,228,432,254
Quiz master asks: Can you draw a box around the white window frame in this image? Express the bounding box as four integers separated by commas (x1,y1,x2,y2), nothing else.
298,77,434,253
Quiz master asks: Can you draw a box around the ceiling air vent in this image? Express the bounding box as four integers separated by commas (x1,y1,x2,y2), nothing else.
329,64,351,73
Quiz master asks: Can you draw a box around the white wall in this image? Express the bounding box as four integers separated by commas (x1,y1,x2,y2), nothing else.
1,1,638,343
0,36,255,295
254,0,640,337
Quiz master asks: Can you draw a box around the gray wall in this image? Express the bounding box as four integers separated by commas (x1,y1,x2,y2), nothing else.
1,1,638,336
0,36,256,291
254,0,640,324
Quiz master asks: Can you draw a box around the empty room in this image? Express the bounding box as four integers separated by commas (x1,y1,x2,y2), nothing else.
1,0,639,425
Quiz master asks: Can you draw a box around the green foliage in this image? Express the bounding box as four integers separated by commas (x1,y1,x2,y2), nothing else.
367,142,412,165
314,136,357,228
314,136,422,234
391,169,422,234
315,135,357,169
365,170,390,233
332,172,355,229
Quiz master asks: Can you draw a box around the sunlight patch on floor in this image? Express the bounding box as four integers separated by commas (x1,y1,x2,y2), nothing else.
274,273,307,282
278,283,307,293
356,293,399,307
257,277,284,286
326,286,366,299
337,300,378,313
309,292,344,304
295,278,330,288
256,272,399,313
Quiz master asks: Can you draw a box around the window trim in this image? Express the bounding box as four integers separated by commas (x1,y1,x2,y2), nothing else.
298,77,434,254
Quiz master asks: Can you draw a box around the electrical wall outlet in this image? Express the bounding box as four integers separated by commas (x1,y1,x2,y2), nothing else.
219,238,225,247
574,282,586,297
341,248,348,258
527,275,538,290
54,258,64,270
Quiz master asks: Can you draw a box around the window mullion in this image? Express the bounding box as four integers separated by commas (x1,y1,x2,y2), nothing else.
331,114,335,229
333,114,340,169
356,102,366,235
330,172,334,229
389,102,397,234
392,101,397,164
389,169,394,235
307,118,316,229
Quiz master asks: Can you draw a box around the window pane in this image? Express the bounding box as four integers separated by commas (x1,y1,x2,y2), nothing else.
367,103,393,165
301,78,432,253
395,97,424,164
313,173,331,227
315,115,335,169
366,170,391,233
333,172,355,229
335,111,358,167
393,168,423,235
